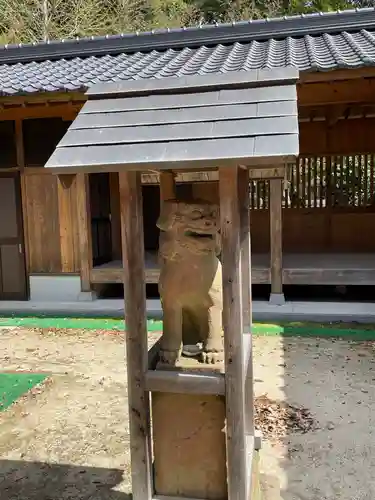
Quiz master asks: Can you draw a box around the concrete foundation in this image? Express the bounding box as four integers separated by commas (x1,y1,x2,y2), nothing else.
269,293,286,306
0,297,375,324
29,275,90,302
78,291,98,302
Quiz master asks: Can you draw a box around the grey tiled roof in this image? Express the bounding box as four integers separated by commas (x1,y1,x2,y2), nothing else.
2,9,375,96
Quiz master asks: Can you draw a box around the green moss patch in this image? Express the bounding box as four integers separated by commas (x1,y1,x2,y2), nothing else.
0,373,48,412
0,316,375,340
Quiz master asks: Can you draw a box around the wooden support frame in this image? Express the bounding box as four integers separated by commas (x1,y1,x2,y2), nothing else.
146,167,256,500
239,168,251,333
57,173,77,273
145,370,225,395
144,166,287,185
238,168,254,439
41,68,298,500
16,119,30,281
109,172,122,260
76,173,93,292
219,166,247,500
269,178,285,305
119,171,153,500
159,171,176,203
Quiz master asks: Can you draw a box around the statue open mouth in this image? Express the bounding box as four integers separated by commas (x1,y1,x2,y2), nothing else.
185,231,214,240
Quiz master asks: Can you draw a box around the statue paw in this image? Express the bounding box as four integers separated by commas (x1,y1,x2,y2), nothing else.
201,349,224,365
159,349,180,365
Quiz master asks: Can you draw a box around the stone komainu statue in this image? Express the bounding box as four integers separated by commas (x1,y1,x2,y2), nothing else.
157,198,223,365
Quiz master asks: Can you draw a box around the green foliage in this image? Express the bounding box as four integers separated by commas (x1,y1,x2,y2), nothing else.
0,0,372,44
287,1,364,14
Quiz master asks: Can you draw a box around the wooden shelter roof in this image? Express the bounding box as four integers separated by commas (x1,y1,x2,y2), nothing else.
44,68,299,173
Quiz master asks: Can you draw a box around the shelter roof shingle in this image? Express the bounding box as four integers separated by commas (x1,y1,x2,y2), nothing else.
45,68,299,173
2,8,375,97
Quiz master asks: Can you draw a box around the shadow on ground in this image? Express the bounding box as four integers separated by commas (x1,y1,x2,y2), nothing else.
256,336,375,500
0,460,131,500
2,326,375,500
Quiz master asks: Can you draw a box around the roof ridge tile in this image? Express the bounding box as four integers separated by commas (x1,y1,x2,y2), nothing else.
1,7,375,65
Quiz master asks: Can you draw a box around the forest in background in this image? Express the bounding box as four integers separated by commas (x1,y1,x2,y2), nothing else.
0,0,373,45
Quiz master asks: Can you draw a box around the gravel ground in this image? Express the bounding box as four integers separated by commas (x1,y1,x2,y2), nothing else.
0,327,375,500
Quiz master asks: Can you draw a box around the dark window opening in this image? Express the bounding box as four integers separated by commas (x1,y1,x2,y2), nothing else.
0,121,16,168
23,118,72,166
89,173,112,266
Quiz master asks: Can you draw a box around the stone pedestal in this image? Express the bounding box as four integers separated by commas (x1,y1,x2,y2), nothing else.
152,358,227,500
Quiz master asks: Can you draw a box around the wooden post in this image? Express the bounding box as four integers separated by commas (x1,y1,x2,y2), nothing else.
219,166,247,500
119,171,153,500
159,171,176,204
269,178,285,305
238,168,254,439
239,168,251,333
15,119,30,276
76,173,93,293
109,172,122,260
57,173,77,273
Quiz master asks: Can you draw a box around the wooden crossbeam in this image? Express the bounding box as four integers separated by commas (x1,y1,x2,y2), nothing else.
298,78,375,107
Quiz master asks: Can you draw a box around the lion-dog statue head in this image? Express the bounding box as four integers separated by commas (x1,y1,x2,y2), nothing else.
157,199,220,260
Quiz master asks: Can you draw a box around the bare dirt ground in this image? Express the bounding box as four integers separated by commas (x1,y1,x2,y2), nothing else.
0,327,375,500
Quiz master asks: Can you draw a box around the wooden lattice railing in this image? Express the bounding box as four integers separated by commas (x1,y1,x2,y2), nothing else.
250,154,375,210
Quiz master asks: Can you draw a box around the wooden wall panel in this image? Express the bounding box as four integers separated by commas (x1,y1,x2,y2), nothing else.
330,213,375,252
283,209,328,252
250,211,269,253
328,119,375,154
250,209,375,253
299,122,328,155
23,172,81,274
187,182,375,253
192,181,219,203
299,118,375,155
22,173,61,273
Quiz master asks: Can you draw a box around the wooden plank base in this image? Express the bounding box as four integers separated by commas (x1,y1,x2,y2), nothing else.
152,391,227,500
250,450,262,500
90,252,375,286
145,369,225,395
90,252,159,284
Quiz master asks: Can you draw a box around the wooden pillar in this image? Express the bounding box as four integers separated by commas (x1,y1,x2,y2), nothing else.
109,172,122,260
119,171,153,500
239,168,251,333
16,119,30,276
159,171,176,204
219,166,247,500
269,178,285,305
76,173,93,293
238,168,254,440
57,173,77,273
